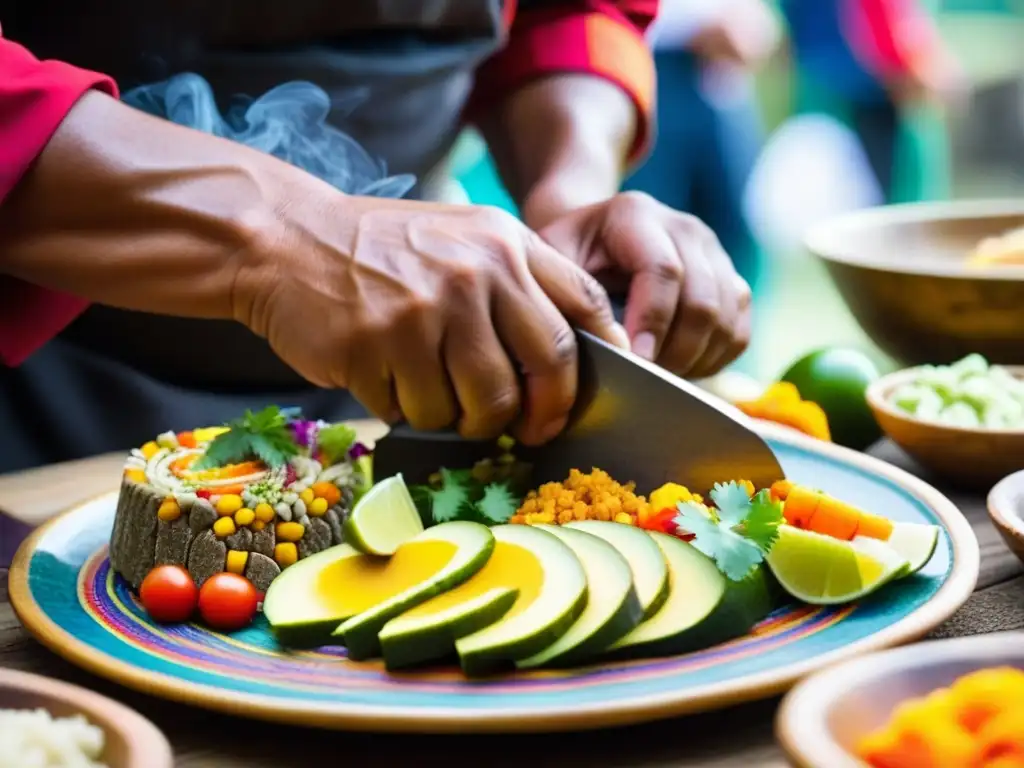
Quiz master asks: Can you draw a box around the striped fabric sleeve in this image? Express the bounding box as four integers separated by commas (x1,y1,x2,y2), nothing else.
0,35,118,366
468,0,658,164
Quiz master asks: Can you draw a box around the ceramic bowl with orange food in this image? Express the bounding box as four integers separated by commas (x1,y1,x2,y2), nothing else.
776,633,1024,768
806,200,1024,366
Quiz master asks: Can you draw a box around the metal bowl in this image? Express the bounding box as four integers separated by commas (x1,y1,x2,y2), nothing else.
806,200,1024,366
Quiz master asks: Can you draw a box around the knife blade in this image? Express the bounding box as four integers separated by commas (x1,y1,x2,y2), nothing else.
373,330,785,496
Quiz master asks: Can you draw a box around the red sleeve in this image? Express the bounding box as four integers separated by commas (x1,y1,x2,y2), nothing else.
842,0,946,80
0,35,118,367
467,1,658,164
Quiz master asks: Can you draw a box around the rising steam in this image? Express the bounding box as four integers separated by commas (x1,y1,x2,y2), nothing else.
123,73,416,198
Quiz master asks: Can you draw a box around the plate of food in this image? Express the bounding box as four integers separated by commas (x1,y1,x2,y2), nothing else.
10,406,978,733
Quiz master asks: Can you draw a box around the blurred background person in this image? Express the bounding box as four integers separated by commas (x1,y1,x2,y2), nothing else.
780,0,962,204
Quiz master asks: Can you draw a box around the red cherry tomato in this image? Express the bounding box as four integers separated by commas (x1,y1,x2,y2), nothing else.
139,565,198,623
198,573,259,631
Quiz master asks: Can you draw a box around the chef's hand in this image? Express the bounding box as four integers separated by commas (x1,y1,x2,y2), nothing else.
234,195,629,444
532,192,752,379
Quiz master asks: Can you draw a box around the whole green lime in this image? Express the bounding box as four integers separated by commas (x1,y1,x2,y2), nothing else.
780,348,882,451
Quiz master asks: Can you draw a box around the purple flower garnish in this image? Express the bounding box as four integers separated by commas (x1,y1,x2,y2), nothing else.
348,442,371,460
289,419,319,449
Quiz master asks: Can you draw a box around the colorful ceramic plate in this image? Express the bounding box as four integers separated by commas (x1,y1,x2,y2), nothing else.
10,422,979,733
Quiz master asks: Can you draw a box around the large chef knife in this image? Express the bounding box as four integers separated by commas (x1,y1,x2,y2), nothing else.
373,331,785,496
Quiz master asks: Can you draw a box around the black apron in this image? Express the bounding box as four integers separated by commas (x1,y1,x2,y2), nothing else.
0,0,508,472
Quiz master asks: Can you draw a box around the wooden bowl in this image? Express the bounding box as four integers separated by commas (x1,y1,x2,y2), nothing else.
776,632,1024,768
988,469,1024,567
806,200,1024,366
0,668,173,768
865,366,1024,488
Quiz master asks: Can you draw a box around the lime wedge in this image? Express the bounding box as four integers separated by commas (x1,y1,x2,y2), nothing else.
342,473,424,556
767,526,908,605
884,522,940,575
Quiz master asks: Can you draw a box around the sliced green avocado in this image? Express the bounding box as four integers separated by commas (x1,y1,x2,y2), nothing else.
263,543,363,648
605,531,774,660
334,521,494,659
455,525,587,677
517,525,642,669
379,587,519,671
564,521,670,619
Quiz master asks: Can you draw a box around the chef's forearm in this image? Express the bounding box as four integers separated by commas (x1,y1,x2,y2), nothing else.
478,75,636,229
0,90,284,322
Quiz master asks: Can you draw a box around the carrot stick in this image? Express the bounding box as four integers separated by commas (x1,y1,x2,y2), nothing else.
781,483,894,541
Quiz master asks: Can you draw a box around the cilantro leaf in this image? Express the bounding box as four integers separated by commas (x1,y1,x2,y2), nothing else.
676,501,763,581
317,423,357,465
740,489,784,553
674,482,777,582
193,405,299,470
710,481,754,527
425,469,474,523
476,482,519,524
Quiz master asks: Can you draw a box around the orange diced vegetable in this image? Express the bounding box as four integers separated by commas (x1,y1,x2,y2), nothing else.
311,481,341,506
177,431,197,449
780,483,894,541
950,667,1024,732
857,513,896,541
735,382,832,442
807,496,861,540
977,708,1024,762
770,480,794,502
781,486,821,529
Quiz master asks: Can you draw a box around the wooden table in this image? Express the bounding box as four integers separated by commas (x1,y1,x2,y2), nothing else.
2,444,1022,767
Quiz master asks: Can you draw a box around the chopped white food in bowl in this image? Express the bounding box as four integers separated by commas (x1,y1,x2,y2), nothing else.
0,708,108,768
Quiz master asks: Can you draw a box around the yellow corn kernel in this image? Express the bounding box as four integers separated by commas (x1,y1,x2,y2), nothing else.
299,488,315,506
215,494,243,517
234,508,256,527
614,512,635,525
140,441,160,460
275,542,298,568
213,517,236,538
251,520,266,532
254,502,275,523
125,468,147,484
276,522,305,542
226,550,248,574
192,426,229,443
308,497,329,517
157,499,181,522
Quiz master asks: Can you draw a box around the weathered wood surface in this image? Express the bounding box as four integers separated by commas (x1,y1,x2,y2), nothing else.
2,442,1022,767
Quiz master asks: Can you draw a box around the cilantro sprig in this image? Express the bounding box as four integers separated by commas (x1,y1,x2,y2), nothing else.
411,468,522,527
193,405,300,470
674,481,783,581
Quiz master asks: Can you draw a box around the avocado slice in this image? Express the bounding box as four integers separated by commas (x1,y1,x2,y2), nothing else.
379,586,519,671
334,521,494,659
564,521,670,619
264,543,364,648
265,522,492,650
455,525,587,677
517,525,643,669
605,531,775,660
